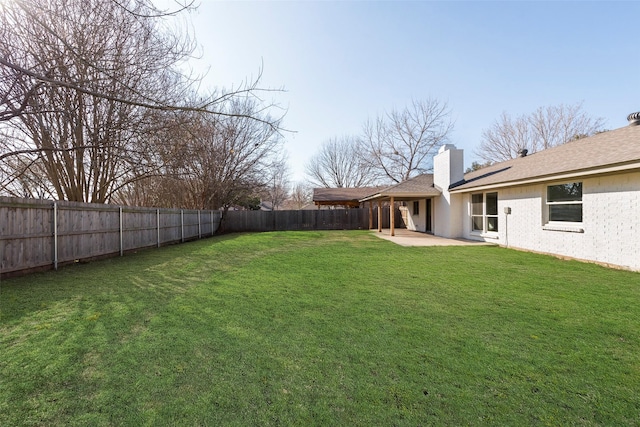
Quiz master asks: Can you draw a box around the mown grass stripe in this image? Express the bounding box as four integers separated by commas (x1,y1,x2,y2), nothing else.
1,231,639,426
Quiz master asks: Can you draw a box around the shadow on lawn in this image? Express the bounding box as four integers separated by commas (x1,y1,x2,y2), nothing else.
0,233,245,324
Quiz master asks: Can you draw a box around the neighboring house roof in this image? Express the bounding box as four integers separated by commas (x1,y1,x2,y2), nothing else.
313,187,384,207
452,124,640,192
259,201,273,211
360,174,441,202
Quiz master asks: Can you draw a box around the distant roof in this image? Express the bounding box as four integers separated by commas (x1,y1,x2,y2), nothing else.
360,174,441,202
452,124,640,192
313,187,384,206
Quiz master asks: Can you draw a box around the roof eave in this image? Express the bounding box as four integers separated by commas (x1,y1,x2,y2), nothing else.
359,193,383,202
360,191,441,202
451,161,640,193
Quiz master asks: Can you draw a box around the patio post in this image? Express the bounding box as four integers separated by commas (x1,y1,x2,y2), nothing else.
390,196,395,236
377,200,382,232
368,201,373,229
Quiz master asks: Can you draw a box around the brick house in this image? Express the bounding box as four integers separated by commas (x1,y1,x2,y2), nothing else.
363,112,640,271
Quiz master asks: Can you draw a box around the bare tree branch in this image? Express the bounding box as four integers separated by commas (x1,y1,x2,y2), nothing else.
0,0,288,202
110,0,196,18
359,98,453,183
475,102,606,163
0,57,280,127
305,136,376,188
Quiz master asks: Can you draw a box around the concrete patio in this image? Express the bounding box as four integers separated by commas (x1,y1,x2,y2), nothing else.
372,229,497,247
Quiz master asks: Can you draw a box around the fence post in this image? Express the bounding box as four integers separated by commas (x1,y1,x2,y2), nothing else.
119,206,123,256
53,202,58,270
157,209,160,248
211,210,214,236
181,210,184,243
198,210,201,239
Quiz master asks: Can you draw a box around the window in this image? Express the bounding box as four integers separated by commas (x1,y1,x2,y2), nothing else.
413,201,419,216
471,192,498,233
547,182,582,223
471,194,483,231
486,192,498,232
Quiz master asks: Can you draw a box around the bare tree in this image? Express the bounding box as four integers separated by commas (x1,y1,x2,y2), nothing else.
264,152,290,210
111,110,199,207
305,136,375,188
0,0,278,123
0,0,197,201
0,153,50,198
145,98,285,210
115,98,285,210
0,0,285,202
476,103,606,163
287,182,312,209
203,99,285,210
465,160,494,174
359,98,453,184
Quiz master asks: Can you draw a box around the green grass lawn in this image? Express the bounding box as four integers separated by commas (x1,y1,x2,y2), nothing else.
1,230,640,426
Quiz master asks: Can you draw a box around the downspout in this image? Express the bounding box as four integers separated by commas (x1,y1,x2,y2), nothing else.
504,207,511,248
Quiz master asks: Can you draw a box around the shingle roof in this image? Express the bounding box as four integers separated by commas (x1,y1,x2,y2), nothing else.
313,187,384,203
360,174,441,201
452,124,640,192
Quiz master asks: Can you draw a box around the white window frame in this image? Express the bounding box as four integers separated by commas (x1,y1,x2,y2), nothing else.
545,182,583,225
542,181,584,233
471,192,498,234
471,193,484,232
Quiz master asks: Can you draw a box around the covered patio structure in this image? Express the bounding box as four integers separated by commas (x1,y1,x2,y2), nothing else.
360,174,441,237
312,187,383,209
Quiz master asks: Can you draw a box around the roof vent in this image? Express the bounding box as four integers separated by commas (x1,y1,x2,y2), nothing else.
518,148,528,157
628,112,640,126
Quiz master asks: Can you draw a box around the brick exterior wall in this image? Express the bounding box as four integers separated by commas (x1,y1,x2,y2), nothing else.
458,171,640,271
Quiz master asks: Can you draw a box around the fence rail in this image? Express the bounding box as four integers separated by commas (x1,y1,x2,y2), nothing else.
1,197,221,277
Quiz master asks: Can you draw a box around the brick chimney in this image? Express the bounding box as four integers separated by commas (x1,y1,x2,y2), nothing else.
434,144,464,191
433,144,464,238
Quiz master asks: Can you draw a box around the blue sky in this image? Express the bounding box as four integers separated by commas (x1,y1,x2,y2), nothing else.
184,1,640,183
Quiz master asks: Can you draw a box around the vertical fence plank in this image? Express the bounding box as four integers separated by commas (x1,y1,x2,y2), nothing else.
53,202,58,270
156,209,160,248
119,206,123,257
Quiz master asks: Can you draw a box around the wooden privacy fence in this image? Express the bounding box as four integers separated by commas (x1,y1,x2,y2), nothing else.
1,197,402,277
220,207,403,233
0,197,221,277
